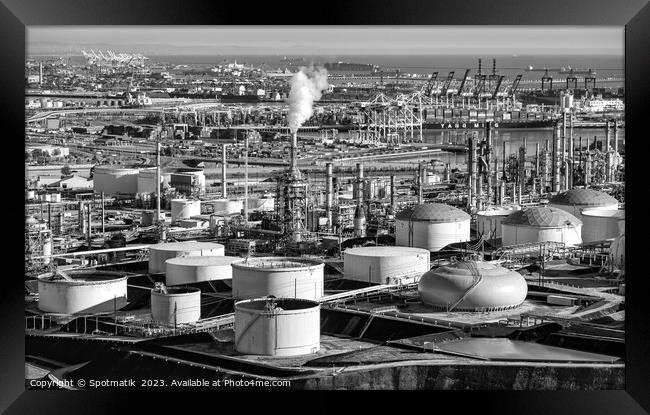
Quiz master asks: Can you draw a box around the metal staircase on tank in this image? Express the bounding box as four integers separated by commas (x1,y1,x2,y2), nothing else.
447,260,483,312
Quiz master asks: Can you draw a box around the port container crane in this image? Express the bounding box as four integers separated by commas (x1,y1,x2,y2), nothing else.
424,71,438,96
457,69,471,95
510,74,522,95
440,71,455,95
491,75,505,100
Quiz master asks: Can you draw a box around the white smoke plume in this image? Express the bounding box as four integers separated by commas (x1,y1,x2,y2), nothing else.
287,66,329,133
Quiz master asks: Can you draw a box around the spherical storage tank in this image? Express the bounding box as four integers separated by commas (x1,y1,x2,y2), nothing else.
231,257,324,300
418,260,528,311
395,203,471,252
151,287,201,325
344,246,430,285
165,256,239,286
37,270,128,314
580,210,625,243
93,166,139,195
235,298,320,356
501,206,582,247
476,206,521,241
171,199,201,222
148,241,225,274
549,189,618,240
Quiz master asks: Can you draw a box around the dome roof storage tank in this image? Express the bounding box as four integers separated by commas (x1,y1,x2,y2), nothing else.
580,210,625,243
148,241,225,274
476,206,521,242
151,286,201,325
418,260,528,311
343,246,430,285
395,203,471,252
549,189,618,240
37,270,128,314
234,298,320,356
231,257,324,300
165,256,239,286
93,166,139,195
501,206,582,247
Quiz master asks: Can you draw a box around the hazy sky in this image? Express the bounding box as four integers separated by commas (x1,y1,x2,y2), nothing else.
27,26,624,56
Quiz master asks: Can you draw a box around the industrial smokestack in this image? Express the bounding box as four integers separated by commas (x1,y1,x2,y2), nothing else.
244,132,249,223
356,163,364,205
326,163,333,229
614,120,619,153
605,121,611,151
585,152,592,186
552,123,561,192
156,134,161,223
569,117,574,190
221,144,227,198
418,163,425,205
469,134,477,207
290,132,299,176
444,163,450,183
502,140,507,181
39,62,43,86
485,123,492,204
390,175,396,214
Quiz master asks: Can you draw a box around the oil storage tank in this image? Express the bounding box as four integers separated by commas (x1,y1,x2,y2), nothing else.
549,189,618,240
395,203,471,251
208,199,244,215
343,246,430,285
151,286,201,325
37,270,128,314
171,199,201,222
501,206,582,247
234,298,320,356
93,166,139,195
580,210,625,243
418,260,528,311
476,206,521,241
148,241,225,274
165,256,239,286
231,257,324,300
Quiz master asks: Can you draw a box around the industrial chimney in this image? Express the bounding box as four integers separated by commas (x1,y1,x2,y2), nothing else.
325,163,333,230
221,144,227,198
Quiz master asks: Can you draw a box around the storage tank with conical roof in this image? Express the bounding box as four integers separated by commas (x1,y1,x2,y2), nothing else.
395,203,471,252
501,206,582,246
418,260,528,311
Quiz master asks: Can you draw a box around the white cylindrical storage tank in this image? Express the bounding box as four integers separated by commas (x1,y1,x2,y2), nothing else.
171,199,201,222
395,203,471,252
43,193,51,202
148,241,225,274
37,270,128,314
580,210,625,243
51,193,61,203
234,298,320,356
165,256,239,286
418,261,528,311
137,167,163,194
209,199,244,214
93,166,139,195
343,246,430,285
501,206,583,247
231,257,324,300
26,190,36,201
476,206,521,241
549,189,618,240
151,287,201,325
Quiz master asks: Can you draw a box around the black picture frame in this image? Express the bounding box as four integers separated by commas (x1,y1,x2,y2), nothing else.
2,0,648,412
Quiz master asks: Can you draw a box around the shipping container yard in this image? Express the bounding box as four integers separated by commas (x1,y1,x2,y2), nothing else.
24,28,625,391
